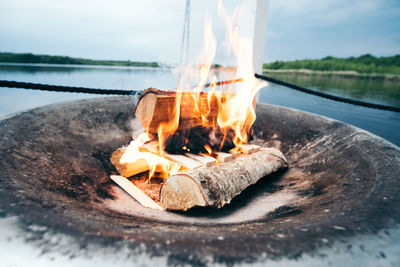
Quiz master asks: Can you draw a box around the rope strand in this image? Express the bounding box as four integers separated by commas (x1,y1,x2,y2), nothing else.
0,78,242,95
255,73,400,113
1,76,398,113
0,80,138,95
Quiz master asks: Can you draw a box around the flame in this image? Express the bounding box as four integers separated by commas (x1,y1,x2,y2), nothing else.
168,0,267,149
120,0,267,180
120,133,183,179
204,144,212,155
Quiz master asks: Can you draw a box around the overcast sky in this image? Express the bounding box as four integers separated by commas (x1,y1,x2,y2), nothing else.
0,0,399,63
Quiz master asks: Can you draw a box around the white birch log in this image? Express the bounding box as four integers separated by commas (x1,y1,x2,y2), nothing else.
160,147,288,211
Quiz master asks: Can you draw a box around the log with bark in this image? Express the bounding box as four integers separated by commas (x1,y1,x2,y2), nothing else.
160,147,287,210
110,147,287,211
109,88,288,211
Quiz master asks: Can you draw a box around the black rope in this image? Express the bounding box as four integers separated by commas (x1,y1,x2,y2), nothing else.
0,79,243,95
255,73,400,113
1,77,399,113
0,80,139,95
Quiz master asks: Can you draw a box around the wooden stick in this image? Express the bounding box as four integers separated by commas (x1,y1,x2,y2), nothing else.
110,148,149,177
214,151,233,162
163,152,204,169
184,153,216,167
237,144,260,153
110,147,177,179
160,148,288,211
110,175,164,210
229,149,239,158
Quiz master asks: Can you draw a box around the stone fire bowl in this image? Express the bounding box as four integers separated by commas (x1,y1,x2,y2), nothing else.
0,96,399,266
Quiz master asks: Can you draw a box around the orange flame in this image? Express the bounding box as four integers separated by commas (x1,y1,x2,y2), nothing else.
168,1,267,149
120,133,182,180
204,144,212,155
120,1,268,180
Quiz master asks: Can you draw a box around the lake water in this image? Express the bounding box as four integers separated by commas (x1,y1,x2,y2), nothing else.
264,71,400,107
1,63,399,146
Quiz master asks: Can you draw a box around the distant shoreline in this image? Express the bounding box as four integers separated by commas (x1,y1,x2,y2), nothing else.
0,62,163,70
0,52,160,68
263,69,400,81
2,52,400,80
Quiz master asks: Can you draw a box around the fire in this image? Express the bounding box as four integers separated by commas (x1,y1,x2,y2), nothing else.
204,144,212,155
120,1,268,180
120,133,183,179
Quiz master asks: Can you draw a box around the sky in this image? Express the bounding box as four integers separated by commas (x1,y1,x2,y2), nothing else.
0,0,399,63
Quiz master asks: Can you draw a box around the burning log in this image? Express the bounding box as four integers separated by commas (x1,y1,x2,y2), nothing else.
160,148,287,210
110,147,287,211
110,146,179,179
134,88,221,133
135,87,251,132
110,86,287,211
134,88,255,153
110,147,146,177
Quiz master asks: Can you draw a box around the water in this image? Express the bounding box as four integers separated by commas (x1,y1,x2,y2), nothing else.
1,63,399,146
264,71,400,107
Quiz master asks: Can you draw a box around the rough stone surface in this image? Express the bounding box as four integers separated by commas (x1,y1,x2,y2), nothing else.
0,97,399,266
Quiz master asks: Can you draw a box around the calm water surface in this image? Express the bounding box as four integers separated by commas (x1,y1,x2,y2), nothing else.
1,63,399,146
264,71,400,107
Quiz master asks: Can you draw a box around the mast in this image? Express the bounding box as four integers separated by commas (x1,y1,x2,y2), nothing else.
252,0,270,75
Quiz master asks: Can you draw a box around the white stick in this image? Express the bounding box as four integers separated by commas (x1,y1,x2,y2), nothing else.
214,151,233,162
185,153,216,167
238,144,260,154
229,150,239,158
163,152,204,169
110,175,164,210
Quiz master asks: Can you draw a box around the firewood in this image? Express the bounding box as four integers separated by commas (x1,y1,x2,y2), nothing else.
163,152,204,169
110,147,174,179
134,88,219,133
135,88,256,154
184,153,216,167
110,175,163,210
135,88,256,134
110,147,149,177
214,151,233,162
159,148,288,211
237,144,260,153
163,126,236,154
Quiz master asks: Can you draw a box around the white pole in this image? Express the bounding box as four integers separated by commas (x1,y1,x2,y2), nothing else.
252,0,269,75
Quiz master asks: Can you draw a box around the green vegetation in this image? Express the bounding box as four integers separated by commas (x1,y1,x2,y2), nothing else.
263,54,400,75
0,52,159,67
